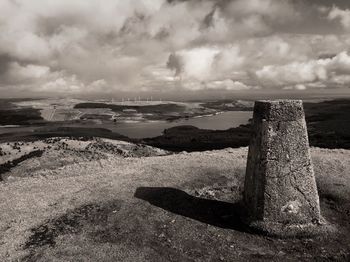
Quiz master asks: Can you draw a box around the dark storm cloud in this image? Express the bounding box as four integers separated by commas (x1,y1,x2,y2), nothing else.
314,0,350,9
0,54,12,76
167,54,183,76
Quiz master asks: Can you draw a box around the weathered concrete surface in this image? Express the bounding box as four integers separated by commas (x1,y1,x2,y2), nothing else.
243,100,333,237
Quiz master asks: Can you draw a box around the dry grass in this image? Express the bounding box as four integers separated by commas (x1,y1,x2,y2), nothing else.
0,144,349,261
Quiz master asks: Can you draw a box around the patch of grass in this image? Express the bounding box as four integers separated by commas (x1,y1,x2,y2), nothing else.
24,201,123,261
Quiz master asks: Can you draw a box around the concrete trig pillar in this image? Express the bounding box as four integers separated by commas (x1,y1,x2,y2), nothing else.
243,100,332,237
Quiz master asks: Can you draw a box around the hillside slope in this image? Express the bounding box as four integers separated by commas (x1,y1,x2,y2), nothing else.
0,140,349,261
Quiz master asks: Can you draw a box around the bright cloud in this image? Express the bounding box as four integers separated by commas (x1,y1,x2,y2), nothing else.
328,6,350,30
256,51,350,87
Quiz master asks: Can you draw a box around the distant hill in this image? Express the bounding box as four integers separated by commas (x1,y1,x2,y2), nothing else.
143,99,350,151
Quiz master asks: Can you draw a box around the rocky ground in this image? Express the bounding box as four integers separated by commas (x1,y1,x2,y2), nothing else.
0,139,349,261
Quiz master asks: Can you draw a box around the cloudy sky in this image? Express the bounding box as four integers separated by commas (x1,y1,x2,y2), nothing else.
1,0,350,99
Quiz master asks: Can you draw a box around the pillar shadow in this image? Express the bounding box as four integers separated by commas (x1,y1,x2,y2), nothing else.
134,187,248,232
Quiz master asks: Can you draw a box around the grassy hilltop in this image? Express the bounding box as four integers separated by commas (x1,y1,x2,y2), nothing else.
0,139,349,261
